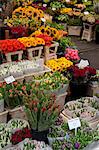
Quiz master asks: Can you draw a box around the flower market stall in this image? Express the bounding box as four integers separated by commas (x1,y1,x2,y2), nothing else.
0,0,99,149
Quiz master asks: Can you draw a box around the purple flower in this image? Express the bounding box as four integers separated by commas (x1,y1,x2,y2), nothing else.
74,142,80,149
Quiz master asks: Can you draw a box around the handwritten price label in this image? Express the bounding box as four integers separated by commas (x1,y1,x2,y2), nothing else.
68,118,81,130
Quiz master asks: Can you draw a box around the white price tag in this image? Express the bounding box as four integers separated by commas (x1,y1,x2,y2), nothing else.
4,76,15,84
68,118,81,130
41,18,46,22
0,8,2,12
52,8,56,11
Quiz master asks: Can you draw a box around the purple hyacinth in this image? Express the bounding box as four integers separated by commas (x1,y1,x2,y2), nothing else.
74,142,80,149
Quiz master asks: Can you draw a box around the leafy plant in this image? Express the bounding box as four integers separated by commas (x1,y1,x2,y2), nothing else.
58,37,75,52
56,14,69,23
50,1,65,9
67,18,82,26
46,22,65,30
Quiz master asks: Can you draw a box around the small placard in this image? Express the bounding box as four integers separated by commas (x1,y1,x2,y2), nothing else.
41,18,46,22
4,76,15,84
68,118,81,130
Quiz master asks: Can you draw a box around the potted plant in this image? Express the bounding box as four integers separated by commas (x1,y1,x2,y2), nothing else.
21,82,59,143
67,59,96,98
67,18,83,36
95,22,99,44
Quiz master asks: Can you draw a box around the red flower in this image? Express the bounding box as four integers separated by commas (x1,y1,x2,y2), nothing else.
34,107,38,112
41,107,46,112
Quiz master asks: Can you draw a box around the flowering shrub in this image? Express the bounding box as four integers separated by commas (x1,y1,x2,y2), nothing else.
0,39,25,54
65,48,80,63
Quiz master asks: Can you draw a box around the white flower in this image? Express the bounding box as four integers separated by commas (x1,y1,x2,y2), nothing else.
76,59,89,69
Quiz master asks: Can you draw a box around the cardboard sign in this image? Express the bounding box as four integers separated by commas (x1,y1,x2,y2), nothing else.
4,76,15,84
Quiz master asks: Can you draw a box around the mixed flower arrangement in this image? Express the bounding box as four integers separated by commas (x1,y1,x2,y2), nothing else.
30,26,63,40
32,72,69,94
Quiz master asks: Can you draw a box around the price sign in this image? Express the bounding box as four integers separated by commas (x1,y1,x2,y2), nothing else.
41,18,46,22
68,118,81,130
4,76,15,84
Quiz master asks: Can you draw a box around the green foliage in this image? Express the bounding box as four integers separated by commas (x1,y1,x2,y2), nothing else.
50,1,65,9
56,14,69,23
46,21,65,30
58,37,75,52
67,18,82,26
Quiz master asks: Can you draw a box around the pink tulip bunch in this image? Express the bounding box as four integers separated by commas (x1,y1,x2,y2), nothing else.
65,48,80,62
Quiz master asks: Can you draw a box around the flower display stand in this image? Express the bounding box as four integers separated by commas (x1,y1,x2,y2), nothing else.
55,92,67,111
27,46,43,60
68,26,82,36
0,110,8,123
81,23,95,42
9,107,27,120
44,41,59,62
5,51,23,62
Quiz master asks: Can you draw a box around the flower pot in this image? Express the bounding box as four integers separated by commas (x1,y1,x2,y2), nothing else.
68,26,82,36
0,99,4,113
70,81,88,99
95,31,99,44
31,129,49,144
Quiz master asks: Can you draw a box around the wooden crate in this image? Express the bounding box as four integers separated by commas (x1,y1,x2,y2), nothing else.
68,26,82,36
27,46,43,60
44,41,59,62
5,50,23,62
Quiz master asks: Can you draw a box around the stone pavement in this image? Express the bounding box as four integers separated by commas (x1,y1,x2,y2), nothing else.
71,37,99,69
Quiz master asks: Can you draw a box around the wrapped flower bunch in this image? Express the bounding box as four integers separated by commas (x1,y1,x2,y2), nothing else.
46,57,73,72
32,72,69,93
0,39,25,54
18,37,45,47
65,48,80,63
